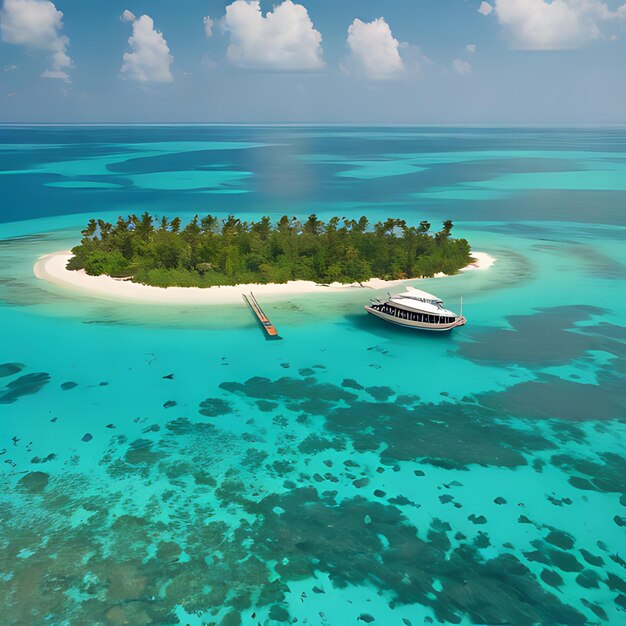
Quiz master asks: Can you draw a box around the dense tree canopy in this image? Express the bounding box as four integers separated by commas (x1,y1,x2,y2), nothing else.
67,213,472,287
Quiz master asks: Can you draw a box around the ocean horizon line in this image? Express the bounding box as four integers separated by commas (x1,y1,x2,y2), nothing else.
2,122,626,129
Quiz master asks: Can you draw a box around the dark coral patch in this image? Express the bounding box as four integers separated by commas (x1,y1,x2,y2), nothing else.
552,452,625,494
0,372,50,403
60,381,78,390
220,376,357,405
575,570,600,589
217,374,556,471
30,453,56,464
476,374,626,421
540,569,563,588
163,400,177,409
198,397,233,417
342,378,364,391
581,599,608,621
325,399,552,468
365,386,395,401
124,439,166,465
240,488,586,625
295,398,336,416
579,549,604,567
17,471,49,493
298,435,346,454
549,549,583,573
156,541,181,563
457,305,614,366
0,362,24,378
256,400,278,412
545,529,575,550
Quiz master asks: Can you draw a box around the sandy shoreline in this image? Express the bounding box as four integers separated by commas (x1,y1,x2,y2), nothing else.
34,251,495,305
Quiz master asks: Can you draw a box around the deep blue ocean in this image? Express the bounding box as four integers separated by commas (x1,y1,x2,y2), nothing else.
1,126,625,625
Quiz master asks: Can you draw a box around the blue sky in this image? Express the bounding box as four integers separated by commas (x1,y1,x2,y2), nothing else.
1,0,626,123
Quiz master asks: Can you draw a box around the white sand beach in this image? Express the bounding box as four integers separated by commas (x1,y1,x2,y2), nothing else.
34,251,495,305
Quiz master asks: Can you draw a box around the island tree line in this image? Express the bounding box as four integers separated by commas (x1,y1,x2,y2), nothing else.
68,213,472,287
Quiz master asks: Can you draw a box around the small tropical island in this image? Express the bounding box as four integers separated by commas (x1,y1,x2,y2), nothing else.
65,213,473,287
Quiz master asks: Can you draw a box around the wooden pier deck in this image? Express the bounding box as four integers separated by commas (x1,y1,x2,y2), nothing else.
243,292,279,337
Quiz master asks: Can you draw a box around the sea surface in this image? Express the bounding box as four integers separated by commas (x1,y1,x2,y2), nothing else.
1,126,625,625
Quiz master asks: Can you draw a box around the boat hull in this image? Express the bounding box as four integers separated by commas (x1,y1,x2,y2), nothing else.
364,306,466,332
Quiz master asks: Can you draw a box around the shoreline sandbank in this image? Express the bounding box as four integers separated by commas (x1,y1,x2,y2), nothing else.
33,251,495,306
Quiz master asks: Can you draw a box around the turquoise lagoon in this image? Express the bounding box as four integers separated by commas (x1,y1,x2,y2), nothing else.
0,126,625,625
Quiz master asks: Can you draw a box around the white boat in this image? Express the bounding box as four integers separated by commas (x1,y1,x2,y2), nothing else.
364,286,466,332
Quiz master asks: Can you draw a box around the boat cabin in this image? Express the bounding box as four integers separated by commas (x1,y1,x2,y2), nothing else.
364,286,465,331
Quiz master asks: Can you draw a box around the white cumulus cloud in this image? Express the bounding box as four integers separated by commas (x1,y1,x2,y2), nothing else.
203,15,213,37
0,0,72,81
223,0,324,70
121,9,135,23
344,17,405,80
452,58,472,74
121,12,173,82
489,0,626,49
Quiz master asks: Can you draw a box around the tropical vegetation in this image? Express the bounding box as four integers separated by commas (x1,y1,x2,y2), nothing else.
67,213,473,287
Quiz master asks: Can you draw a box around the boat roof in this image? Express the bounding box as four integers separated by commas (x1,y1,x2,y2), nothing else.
386,286,455,316
394,286,443,303
390,297,455,316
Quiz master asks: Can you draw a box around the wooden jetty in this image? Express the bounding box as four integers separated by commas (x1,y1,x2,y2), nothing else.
243,292,279,337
